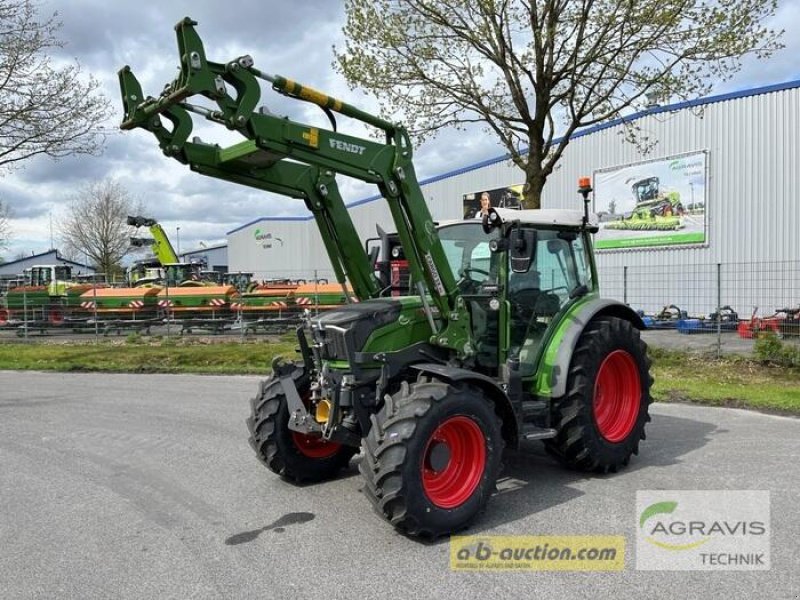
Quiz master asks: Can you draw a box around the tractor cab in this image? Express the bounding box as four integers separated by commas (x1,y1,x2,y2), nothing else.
436,209,596,377
128,258,164,287
163,263,203,286
199,270,223,285
29,265,71,286
632,177,660,203
28,265,73,296
223,272,255,293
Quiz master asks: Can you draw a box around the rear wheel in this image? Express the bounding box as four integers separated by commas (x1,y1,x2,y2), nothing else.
361,379,503,537
0,309,7,325
246,366,356,483
546,317,652,473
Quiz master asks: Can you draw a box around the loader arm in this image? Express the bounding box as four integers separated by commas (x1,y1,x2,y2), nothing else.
188,147,382,301
127,216,180,265
118,17,473,357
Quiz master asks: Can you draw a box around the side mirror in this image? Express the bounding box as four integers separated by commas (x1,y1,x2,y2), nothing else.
482,207,503,234
510,228,537,273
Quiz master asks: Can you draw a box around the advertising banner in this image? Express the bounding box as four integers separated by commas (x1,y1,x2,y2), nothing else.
462,184,525,219
593,151,708,250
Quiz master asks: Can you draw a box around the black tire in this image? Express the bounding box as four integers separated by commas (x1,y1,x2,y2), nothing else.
361,379,503,538
246,365,356,483
545,317,652,473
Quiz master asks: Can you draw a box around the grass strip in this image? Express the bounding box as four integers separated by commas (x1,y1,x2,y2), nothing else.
1,339,798,415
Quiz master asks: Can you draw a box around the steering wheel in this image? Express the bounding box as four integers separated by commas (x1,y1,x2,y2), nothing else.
460,267,490,279
508,288,539,320
457,267,490,293
540,286,570,295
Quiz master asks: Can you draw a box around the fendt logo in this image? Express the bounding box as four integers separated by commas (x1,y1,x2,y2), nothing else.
329,138,366,155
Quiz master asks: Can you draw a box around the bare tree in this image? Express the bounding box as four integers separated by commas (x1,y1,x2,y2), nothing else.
0,0,111,172
60,180,143,276
335,0,783,207
0,199,10,251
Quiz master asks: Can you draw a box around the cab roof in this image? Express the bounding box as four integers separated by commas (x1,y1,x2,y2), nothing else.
438,208,599,232
493,208,599,231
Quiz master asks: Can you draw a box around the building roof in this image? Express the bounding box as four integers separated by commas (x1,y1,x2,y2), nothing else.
180,243,228,256
228,77,800,235
0,249,93,270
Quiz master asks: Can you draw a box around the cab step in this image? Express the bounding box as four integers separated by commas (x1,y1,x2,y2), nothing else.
520,400,547,419
520,424,557,440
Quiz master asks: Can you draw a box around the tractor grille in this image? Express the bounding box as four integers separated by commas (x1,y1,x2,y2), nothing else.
310,298,403,363
314,326,350,362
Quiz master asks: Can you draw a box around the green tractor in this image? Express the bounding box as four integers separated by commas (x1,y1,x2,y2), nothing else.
120,19,653,537
0,265,95,326
631,177,683,218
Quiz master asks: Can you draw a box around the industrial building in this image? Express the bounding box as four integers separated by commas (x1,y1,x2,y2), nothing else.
0,250,95,280
179,243,228,274
227,79,800,317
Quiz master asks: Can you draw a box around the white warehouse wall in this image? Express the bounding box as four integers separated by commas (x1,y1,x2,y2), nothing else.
228,80,800,314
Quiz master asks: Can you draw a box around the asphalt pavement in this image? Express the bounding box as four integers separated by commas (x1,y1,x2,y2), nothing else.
0,371,797,599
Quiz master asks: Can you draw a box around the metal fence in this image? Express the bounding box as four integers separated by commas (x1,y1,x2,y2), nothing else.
3,262,799,357
600,260,800,357
0,269,343,342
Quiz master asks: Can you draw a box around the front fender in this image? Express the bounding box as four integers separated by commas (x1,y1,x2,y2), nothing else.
535,298,644,399
411,363,518,448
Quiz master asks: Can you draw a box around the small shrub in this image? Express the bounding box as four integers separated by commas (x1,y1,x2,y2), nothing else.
754,332,800,367
126,332,143,345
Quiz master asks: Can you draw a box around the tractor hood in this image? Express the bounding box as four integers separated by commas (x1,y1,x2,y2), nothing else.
310,297,434,363
311,298,403,356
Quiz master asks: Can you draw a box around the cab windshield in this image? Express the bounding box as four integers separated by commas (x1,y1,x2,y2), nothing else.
437,222,499,288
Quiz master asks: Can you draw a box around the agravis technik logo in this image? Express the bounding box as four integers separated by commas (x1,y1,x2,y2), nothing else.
636,491,770,571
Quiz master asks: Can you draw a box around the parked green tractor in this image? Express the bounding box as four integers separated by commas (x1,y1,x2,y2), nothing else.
120,19,653,537
0,265,95,326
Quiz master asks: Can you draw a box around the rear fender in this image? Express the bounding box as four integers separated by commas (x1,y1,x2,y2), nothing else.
410,363,518,448
535,298,645,398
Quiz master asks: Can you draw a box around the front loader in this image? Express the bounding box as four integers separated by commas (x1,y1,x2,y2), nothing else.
119,18,653,537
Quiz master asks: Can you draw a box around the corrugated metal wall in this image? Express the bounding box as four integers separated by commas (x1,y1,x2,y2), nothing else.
229,83,799,314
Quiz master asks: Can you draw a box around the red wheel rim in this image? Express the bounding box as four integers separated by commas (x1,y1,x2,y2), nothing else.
593,350,641,443
49,307,64,325
290,431,342,459
290,392,342,459
421,416,486,509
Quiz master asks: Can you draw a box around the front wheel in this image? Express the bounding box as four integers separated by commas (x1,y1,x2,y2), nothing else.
361,380,503,537
546,317,652,473
246,366,356,483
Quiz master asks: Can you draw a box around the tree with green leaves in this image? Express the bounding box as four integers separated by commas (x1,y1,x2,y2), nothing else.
0,0,110,173
335,0,783,208
59,180,143,277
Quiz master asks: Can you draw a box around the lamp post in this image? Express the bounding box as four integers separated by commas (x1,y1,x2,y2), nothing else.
176,226,181,257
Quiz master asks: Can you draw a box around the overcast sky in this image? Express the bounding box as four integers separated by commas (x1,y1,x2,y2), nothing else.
2,0,799,261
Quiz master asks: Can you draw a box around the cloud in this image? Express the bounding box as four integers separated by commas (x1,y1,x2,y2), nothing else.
4,0,799,262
